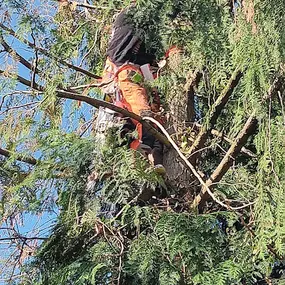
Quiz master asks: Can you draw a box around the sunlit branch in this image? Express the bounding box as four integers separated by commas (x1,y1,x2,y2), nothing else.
0,23,101,79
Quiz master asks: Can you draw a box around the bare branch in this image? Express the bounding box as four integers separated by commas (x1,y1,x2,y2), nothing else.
0,236,46,241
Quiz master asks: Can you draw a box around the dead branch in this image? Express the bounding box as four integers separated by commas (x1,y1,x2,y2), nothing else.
191,112,257,209
0,23,101,79
188,69,243,158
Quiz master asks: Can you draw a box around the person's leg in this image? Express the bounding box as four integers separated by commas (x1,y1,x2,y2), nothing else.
141,127,164,166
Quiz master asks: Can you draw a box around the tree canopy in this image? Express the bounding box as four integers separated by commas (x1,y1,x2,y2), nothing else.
0,0,285,284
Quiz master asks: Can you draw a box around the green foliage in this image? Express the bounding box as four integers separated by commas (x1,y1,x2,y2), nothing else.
2,0,285,284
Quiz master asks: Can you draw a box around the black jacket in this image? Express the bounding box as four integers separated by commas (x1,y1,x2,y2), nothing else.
106,9,155,66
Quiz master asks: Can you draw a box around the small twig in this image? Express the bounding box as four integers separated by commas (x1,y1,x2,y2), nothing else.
31,30,38,89
277,91,285,125
0,101,40,114
68,79,113,90
79,29,98,67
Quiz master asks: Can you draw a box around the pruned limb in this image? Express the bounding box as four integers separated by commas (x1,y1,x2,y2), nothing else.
188,69,243,157
0,23,101,79
0,148,37,165
191,112,257,210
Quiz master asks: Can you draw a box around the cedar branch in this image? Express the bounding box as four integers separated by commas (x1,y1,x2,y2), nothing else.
0,23,101,79
191,112,257,209
0,35,39,73
0,70,170,147
0,70,44,91
57,90,170,146
0,147,37,165
188,69,243,157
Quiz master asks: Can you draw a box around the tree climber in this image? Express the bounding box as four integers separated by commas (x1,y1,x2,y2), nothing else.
100,8,165,174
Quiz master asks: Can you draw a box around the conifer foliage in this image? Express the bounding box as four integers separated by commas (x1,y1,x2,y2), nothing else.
0,0,285,284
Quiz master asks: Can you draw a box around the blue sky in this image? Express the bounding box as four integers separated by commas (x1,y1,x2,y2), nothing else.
0,1,97,283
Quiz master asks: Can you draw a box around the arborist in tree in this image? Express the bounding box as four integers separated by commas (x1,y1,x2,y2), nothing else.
100,8,166,174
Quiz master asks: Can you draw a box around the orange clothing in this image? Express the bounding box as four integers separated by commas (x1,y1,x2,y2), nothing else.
117,65,151,115
101,58,152,116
